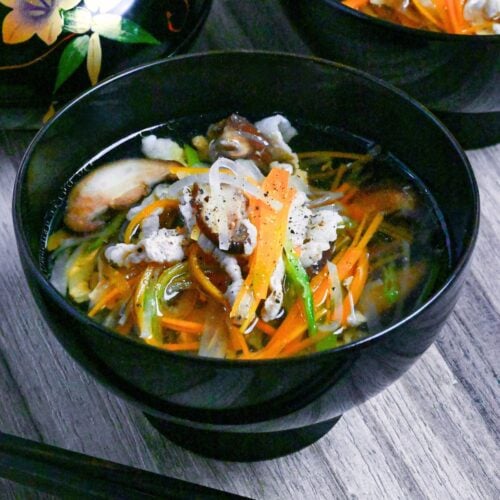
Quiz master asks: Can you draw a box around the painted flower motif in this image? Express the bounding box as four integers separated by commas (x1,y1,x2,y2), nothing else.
1,0,80,45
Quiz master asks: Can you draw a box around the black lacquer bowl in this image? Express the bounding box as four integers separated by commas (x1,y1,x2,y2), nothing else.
0,0,212,116
13,52,479,461
281,0,500,147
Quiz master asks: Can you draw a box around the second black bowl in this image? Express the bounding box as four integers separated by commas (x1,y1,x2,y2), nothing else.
281,0,500,146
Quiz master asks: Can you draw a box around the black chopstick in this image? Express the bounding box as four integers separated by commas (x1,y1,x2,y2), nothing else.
0,432,252,499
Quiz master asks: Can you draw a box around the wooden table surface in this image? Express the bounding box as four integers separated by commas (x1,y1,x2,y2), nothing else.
1,1,499,498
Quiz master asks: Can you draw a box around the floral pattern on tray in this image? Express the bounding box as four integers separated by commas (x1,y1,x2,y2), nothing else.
1,0,164,92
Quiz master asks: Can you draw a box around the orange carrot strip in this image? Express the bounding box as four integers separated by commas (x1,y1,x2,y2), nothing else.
412,0,446,29
124,199,178,243
352,215,368,247
357,212,384,250
248,268,331,359
333,247,348,265
445,0,461,32
161,342,200,352
88,288,122,318
344,0,371,10
229,326,250,356
178,332,198,343
160,317,204,334
338,251,370,325
231,168,296,329
256,319,276,336
336,213,383,281
280,329,333,357
115,320,133,335
331,164,347,190
188,245,227,306
336,247,363,282
340,186,359,204
432,0,454,32
454,0,466,29
335,182,351,194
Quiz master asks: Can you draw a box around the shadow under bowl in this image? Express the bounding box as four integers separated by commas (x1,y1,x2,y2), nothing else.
13,51,479,461
280,0,500,147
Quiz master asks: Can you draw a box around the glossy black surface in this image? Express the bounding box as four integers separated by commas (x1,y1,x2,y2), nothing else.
0,0,212,108
281,0,500,145
13,52,479,460
145,414,342,461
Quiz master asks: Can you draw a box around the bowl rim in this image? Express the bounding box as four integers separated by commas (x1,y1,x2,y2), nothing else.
317,0,500,41
13,50,480,368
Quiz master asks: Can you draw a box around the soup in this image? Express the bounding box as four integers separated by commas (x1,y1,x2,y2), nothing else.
45,114,449,359
342,0,500,35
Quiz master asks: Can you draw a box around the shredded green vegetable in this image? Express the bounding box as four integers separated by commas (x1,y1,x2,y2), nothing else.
283,241,317,336
156,262,192,307
184,144,201,167
383,263,400,304
86,213,126,253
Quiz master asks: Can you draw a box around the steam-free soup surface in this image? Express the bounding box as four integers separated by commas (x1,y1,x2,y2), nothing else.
45,114,449,359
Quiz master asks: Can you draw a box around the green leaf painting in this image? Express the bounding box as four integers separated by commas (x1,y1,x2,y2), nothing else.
54,35,90,92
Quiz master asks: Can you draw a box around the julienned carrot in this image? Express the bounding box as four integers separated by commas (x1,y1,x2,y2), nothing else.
445,0,461,32
432,0,454,31
344,188,415,221
352,215,368,247
343,0,371,8
331,164,347,190
88,287,122,317
454,0,466,29
412,0,446,29
339,186,359,204
124,198,178,243
231,168,296,330
280,329,333,357
87,264,132,317
256,319,276,336
335,182,351,194
336,213,383,281
246,268,331,359
115,319,133,335
161,342,200,352
358,262,427,315
188,245,227,306
160,317,204,334
338,251,369,326
229,326,250,355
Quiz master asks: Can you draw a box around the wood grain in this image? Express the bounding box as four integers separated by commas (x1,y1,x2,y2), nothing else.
0,1,499,498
